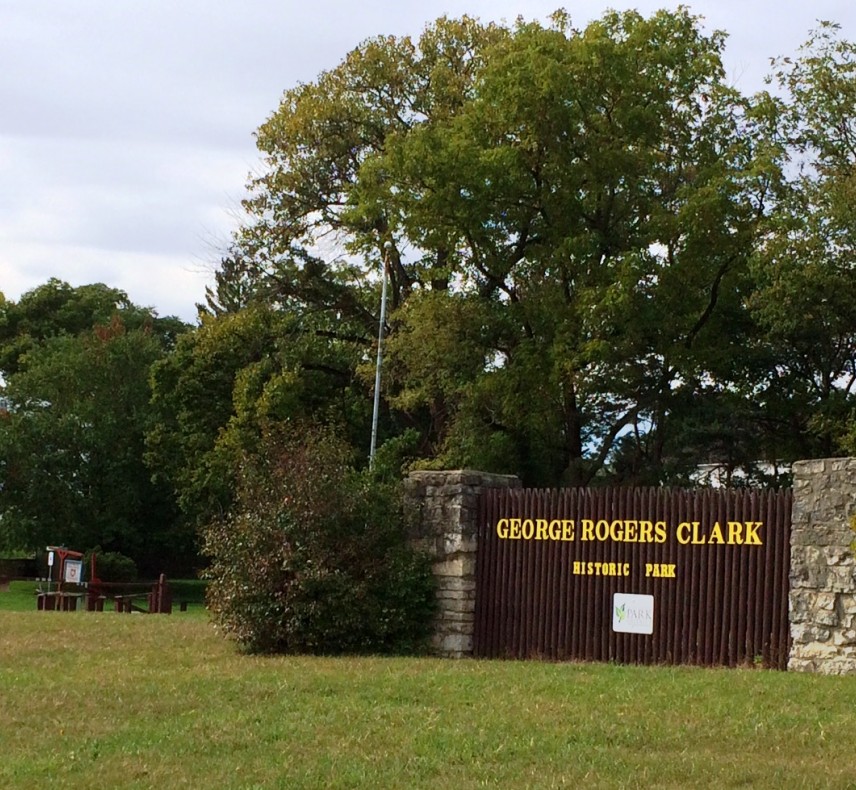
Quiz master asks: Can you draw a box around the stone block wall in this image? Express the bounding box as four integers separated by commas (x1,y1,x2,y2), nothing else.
790,457,856,674
404,469,520,657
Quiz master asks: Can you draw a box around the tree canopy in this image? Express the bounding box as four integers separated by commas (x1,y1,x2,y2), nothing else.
6,9,856,574
0,281,193,573
192,7,856,495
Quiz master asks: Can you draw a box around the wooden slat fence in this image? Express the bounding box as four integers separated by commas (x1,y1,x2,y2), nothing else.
474,487,792,669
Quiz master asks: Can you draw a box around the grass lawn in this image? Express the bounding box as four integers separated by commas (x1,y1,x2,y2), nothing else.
0,581,42,612
0,580,208,615
2,607,856,788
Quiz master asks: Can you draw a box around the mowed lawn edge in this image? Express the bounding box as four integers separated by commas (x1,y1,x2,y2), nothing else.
1,610,855,789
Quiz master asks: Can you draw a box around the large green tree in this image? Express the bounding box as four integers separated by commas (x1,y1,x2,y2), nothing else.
180,10,856,501
747,23,856,460
378,11,781,484
0,282,192,573
0,278,185,378
147,300,380,530
201,9,779,487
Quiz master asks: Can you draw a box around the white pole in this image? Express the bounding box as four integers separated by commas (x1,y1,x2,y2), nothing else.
369,243,391,468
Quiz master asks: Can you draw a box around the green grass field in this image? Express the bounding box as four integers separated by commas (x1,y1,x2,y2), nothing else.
0,580,208,614
0,581,41,612
2,596,856,788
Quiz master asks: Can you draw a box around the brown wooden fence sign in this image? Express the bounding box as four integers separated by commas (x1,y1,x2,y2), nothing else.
473,487,792,668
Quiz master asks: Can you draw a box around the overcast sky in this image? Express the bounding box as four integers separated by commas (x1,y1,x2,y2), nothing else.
2,1,854,323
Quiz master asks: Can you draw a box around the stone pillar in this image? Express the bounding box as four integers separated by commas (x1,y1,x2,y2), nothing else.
789,457,856,674
404,469,521,658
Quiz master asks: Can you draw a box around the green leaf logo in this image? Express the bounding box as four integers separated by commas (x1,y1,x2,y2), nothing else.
615,603,626,623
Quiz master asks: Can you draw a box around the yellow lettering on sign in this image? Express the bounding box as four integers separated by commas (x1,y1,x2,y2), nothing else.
645,563,676,578
581,519,595,541
496,516,764,545
709,521,725,545
624,520,638,542
745,521,763,545
572,561,630,576
727,521,742,544
674,520,765,546
561,520,575,541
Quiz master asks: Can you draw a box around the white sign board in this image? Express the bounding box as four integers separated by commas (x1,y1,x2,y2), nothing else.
612,593,654,635
64,559,83,584
47,551,54,567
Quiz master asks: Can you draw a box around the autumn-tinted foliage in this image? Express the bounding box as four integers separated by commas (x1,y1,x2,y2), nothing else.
203,424,435,655
204,8,856,488
0,282,192,572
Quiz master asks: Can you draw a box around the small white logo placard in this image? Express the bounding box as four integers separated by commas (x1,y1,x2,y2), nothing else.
613,593,654,634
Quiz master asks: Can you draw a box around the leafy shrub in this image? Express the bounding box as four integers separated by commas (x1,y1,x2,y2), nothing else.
203,423,435,655
87,549,138,583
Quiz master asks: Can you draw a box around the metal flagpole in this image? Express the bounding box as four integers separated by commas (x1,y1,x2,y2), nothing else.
369,242,391,468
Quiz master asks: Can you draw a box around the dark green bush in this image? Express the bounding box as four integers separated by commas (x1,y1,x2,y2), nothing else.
203,424,435,655
87,549,138,583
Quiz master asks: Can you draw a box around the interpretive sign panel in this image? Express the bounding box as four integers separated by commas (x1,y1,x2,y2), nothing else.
64,559,83,584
